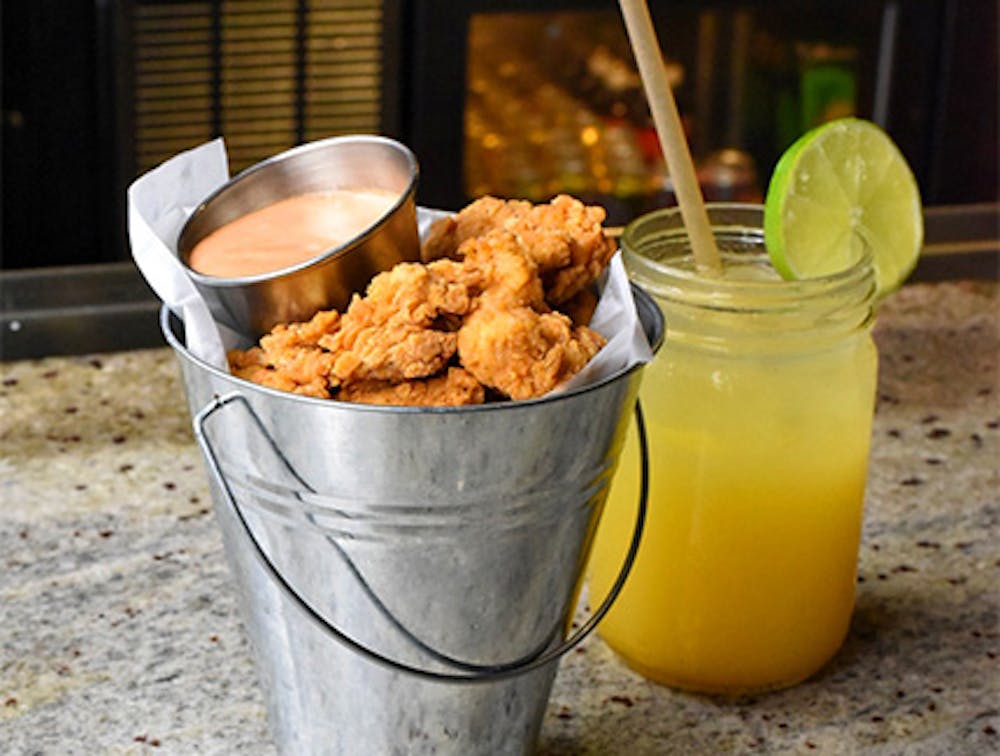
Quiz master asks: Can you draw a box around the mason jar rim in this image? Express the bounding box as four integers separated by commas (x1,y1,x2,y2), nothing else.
621,203,876,311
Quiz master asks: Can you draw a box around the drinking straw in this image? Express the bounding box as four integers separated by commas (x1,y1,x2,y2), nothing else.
618,0,722,272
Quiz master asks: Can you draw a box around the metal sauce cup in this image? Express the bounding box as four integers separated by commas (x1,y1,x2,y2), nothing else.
177,135,420,338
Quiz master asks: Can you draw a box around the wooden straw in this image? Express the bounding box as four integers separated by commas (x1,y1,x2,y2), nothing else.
618,0,722,272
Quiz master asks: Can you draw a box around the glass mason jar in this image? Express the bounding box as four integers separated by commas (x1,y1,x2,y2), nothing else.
588,204,878,695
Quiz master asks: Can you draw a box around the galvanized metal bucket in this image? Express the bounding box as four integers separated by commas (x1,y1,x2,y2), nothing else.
162,286,662,756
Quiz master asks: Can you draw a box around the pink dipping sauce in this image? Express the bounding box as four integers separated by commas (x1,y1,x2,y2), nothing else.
187,188,398,278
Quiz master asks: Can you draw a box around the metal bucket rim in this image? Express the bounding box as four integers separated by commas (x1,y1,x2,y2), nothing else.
160,285,663,415
176,134,420,287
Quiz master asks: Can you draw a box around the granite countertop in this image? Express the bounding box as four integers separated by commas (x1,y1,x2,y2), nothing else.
1,280,997,755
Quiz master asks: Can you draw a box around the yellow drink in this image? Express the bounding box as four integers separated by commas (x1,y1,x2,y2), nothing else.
588,205,878,694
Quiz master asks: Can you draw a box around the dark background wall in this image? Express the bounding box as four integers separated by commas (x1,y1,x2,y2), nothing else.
2,0,997,270
3,3,111,268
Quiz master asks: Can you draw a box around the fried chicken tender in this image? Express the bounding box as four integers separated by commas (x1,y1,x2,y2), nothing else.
421,195,531,262
228,349,303,394
338,367,485,407
421,194,616,305
318,261,473,383
228,309,341,398
445,228,606,398
456,232,546,310
458,306,606,401
259,309,340,350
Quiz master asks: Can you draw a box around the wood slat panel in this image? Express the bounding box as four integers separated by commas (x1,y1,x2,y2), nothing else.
132,0,382,174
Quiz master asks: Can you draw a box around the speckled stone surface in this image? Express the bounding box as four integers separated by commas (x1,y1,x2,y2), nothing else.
1,281,997,755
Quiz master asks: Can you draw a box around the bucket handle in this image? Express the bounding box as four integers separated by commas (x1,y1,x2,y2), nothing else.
193,391,648,685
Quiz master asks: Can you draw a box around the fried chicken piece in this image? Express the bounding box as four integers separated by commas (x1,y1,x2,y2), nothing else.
319,261,473,383
228,309,341,397
363,259,472,322
506,194,616,304
229,347,301,393
338,367,486,407
325,316,458,384
259,309,340,351
457,305,606,400
421,194,617,305
450,228,605,399
455,231,546,310
421,196,532,263
228,357,332,398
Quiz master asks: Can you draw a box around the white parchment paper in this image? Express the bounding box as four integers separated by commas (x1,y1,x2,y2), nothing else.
127,139,231,369
127,139,654,391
